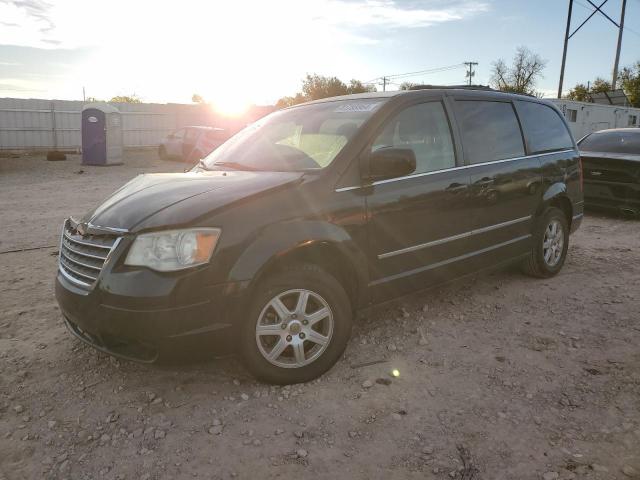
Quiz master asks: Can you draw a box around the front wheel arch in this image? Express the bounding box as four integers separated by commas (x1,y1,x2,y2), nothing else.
227,222,370,310
248,241,363,315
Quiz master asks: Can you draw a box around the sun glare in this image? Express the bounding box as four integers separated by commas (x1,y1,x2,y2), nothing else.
211,96,251,117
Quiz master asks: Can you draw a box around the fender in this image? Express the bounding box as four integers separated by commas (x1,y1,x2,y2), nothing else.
226,219,370,307
542,181,567,203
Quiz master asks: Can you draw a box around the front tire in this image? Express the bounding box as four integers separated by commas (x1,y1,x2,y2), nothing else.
239,264,352,384
522,207,569,278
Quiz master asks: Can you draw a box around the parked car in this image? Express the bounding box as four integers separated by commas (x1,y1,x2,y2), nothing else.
55,88,583,384
158,126,226,162
578,128,640,216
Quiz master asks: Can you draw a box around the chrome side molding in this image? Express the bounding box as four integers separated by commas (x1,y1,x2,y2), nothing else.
378,216,532,260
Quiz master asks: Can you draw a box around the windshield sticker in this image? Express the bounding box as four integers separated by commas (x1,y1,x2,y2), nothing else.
334,102,381,113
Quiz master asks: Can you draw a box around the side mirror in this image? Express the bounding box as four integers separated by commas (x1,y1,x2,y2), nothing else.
368,147,416,181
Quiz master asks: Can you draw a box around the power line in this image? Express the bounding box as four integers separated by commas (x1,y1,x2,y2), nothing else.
364,63,466,85
387,63,466,80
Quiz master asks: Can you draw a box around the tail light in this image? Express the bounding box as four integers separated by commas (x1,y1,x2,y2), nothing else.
578,156,583,192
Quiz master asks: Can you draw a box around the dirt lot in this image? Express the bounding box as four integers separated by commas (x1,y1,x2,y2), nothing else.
1,151,639,480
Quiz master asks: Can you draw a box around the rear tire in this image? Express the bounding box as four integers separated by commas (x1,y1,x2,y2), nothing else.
522,207,569,278
239,263,352,384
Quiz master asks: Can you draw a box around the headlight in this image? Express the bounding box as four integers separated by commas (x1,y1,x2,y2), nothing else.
124,228,221,272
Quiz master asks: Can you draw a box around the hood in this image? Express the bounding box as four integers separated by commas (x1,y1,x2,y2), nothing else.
82,170,303,231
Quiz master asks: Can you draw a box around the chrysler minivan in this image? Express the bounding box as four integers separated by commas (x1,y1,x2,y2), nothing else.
56,87,583,384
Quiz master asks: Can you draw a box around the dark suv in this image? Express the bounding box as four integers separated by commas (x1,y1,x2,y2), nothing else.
56,88,583,384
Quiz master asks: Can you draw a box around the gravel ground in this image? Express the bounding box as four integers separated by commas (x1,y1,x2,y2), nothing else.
1,152,639,480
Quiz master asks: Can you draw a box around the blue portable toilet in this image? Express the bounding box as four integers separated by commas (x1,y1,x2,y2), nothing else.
81,103,123,165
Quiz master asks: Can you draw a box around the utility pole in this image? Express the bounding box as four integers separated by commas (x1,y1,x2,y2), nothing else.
382,76,387,92
611,0,626,90
558,0,627,97
558,0,574,98
464,62,478,86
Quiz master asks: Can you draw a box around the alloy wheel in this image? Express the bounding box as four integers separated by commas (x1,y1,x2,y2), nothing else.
255,289,334,369
542,219,564,267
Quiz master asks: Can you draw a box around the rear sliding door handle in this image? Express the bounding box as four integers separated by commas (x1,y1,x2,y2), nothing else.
474,177,494,186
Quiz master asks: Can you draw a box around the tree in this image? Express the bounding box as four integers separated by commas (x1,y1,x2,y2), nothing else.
565,65,640,107
399,81,417,91
275,93,306,109
275,74,376,109
301,74,350,100
566,83,590,101
619,62,640,107
564,77,612,102
346,79,376,94
490,46,547,95
591,77,612,94
109,94,141,103
192,93,206,104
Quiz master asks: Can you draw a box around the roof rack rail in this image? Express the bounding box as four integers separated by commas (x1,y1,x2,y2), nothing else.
407,84,538,98
408,84,495,91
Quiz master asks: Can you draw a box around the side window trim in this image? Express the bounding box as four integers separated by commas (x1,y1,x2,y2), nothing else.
365,98,458,178
512,101,528,156
442,94,465,168
337,148,574,191
514,100,576,155
450,98,526,166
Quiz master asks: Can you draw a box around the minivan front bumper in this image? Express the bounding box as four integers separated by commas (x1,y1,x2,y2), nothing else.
55,271,243,363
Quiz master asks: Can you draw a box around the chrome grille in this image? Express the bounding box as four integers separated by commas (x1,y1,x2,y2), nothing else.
58,219,119,288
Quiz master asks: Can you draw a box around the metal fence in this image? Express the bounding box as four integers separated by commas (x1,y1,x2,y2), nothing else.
0,98,274,151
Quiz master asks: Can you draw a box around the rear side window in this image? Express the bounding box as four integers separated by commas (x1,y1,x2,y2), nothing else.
454,100,525,164
372,102,455,174
516,101,574,153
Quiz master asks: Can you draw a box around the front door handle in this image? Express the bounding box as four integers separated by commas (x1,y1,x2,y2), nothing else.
445,182,468,193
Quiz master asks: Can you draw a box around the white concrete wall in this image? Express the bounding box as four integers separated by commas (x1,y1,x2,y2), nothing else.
0,98,274,151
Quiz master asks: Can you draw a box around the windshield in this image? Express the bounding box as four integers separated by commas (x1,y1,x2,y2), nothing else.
579,130,640,155
200,99,385,171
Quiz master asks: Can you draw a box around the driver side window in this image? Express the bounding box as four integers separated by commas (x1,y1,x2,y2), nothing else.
372,102,455,174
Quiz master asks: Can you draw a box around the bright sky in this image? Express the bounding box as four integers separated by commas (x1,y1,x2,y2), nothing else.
1,0,639,113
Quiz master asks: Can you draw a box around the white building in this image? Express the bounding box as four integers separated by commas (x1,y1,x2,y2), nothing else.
550,99,640,141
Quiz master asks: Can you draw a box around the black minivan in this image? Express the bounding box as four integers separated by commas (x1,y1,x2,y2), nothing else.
56,88,583,384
